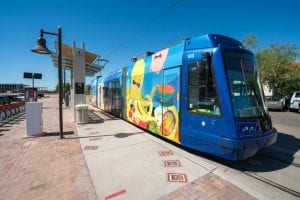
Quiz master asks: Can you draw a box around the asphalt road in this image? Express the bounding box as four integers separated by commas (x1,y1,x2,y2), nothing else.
266,111,300,160
205,111,300,198
270,111,300,138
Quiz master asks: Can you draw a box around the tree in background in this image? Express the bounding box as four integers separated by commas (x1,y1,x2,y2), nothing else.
256,44,298,95
55,83,91,95
242,34,257,51
55,82,71,93
85,84,90,95
242,34,299,96
281,62,300,94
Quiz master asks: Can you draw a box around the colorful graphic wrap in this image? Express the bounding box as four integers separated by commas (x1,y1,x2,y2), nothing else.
126,43,184,143
90,79,97,106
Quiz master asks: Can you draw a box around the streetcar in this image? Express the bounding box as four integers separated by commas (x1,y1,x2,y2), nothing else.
90,34,277,160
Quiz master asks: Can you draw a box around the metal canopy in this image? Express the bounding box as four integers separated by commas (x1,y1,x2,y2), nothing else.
50,42,104,77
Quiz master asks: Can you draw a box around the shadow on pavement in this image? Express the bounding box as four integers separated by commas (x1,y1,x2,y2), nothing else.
114,132,144,138
255,131,300,168
268,131,300,155
87,110,121,124
1,125,12,128
42,131,75,137
88,111,104,124
93,110,119,121
198,131,300,173
87,109,299,172
0,113,25,127
145,129,299,173
65,131,144,140
3,122,21,125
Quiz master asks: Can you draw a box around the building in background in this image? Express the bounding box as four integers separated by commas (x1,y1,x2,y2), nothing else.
0,83,27,93
263,83,273,97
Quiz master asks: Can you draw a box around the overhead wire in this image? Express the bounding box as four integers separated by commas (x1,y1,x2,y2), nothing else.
104,0,185,58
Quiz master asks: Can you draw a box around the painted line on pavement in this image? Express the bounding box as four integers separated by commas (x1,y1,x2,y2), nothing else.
105,189,127,200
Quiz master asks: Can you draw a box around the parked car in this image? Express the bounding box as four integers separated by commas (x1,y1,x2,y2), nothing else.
289,91,300,112
16,93,25,101
0,96,10,104
37,93,45,98
265,96,286,111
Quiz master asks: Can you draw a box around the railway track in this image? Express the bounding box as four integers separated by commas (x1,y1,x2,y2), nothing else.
244,170,300,198
260,151,300,168
180,146,300,199
239,152,300,199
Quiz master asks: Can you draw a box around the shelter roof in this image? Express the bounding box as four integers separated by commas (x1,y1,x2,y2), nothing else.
50,43,104,76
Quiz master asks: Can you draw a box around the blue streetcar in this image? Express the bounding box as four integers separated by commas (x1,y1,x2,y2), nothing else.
90,34,277,160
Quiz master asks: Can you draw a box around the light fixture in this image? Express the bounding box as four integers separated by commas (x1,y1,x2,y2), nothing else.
31,26,64,139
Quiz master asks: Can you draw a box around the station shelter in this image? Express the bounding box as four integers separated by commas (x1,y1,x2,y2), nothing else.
50,42,105,121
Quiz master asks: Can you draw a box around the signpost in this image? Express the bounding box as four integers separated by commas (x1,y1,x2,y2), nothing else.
23,72,42,89
23,72,42,102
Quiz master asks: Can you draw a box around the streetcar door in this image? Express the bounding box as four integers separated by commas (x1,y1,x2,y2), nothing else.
110,80,121,117
114,81,121,116
111,81,116,113
97,84,101,108
180,51,222,145
161,67,180,143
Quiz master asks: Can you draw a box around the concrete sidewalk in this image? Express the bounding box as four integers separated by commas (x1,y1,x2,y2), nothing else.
0,95,97,200
76,108,257,200
0,94,259,200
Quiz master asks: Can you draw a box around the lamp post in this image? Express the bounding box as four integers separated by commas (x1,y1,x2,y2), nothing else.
31,26,64,139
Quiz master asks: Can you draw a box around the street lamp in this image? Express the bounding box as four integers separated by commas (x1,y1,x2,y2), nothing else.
31,26,64,139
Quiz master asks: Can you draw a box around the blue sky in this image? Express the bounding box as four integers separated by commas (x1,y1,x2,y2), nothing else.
0,0,299,90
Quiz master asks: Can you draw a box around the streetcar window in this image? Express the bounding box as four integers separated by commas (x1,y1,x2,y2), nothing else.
187,55,220,115
223,51,266,118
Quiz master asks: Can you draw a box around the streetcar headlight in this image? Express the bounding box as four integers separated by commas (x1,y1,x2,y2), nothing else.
237,122,259,136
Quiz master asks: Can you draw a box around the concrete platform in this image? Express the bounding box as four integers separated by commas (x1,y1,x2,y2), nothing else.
76,109,257,200
0,95,97,200
76,114,209,199
2,94,296,200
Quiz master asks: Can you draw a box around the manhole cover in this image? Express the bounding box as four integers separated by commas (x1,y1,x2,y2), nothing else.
159,150,174,156
84,145,99,150
167,173,187,183
164,160,181,167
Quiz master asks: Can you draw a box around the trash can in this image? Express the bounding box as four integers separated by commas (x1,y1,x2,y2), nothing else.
64,93,70,107
25,102,43,136
75,104,89,124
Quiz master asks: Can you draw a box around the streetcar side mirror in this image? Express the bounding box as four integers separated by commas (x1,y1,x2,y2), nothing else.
201,52,212,62
198,52,212,73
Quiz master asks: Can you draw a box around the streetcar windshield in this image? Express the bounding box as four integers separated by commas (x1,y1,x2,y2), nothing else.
223,51,267,118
